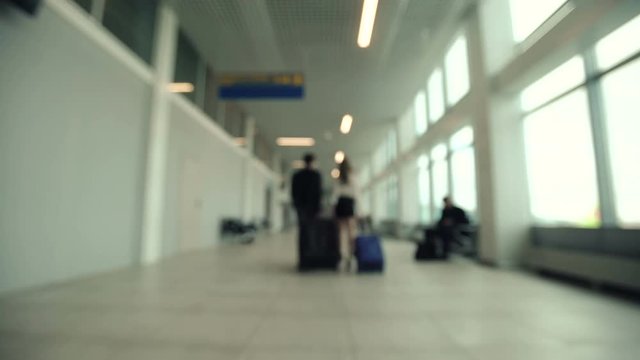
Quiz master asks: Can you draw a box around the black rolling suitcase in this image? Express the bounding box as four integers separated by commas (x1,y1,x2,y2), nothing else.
298,218,340,271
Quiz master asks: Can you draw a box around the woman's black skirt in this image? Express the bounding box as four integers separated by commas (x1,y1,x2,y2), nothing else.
335,196,355,219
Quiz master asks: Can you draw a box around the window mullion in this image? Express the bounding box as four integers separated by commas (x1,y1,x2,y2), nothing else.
441,61,450,110
583,49,617,227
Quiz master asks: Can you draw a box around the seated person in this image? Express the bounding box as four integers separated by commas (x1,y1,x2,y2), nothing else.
436,196,470,259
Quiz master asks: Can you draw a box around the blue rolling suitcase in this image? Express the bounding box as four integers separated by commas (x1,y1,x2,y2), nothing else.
355,234,384,273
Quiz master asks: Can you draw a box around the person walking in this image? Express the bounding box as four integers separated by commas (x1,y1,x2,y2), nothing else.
291,153,322,270
332,157,359,271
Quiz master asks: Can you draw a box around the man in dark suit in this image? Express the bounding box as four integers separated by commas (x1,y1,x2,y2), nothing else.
437,196,470,259
291,153,322,269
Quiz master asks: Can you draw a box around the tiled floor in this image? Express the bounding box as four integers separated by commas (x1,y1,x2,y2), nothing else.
2,232,640,359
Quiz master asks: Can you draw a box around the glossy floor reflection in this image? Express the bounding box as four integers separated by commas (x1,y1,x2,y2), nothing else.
1,232,640,359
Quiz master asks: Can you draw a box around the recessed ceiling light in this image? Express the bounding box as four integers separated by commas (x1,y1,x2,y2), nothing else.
276,137,315,147
334,151,345,164
331,168,340,179
340,114,353,134
167,82,195,93
357,0,379,48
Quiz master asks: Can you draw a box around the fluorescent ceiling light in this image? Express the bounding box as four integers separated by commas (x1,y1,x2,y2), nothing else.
357,0,379,48
331,168,340,179
167,82,195,93
276,137,315,147
234,137,246,146
340,114,353,134
334,151,345,164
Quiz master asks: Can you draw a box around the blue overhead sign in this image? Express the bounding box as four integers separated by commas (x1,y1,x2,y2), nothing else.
218,73,304,100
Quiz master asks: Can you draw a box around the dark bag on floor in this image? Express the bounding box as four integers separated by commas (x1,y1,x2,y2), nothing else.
355,234,384,273
415,227,443,260
298,218,340,271
415,240,439,260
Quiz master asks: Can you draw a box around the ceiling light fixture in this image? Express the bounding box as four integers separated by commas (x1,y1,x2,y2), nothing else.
167,82,195,93
334,151,345,164
276,137,315,147
357,0,379,48
331,168,340,179
340,114,353,134
291,160,305,169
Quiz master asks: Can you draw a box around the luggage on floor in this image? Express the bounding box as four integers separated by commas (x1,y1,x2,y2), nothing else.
298,218,340,271
355,234,384,273
415,239,439,260
415,227,443,260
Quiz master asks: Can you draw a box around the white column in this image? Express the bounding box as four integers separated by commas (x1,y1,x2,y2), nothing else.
140,4,178,264
242,117,256,222
469,5,531,267
270,153,284,232
394,120,405,225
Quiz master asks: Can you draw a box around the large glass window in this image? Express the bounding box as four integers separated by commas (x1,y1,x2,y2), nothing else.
358,165,371,189
71,0,92,12
595,14,640,71
204,66,220,123
374,182,386,221
399,106,416,152
254,132,273,167
401,162,420,224
387,129,398,163
445,35,470,106
520,56,585,111
414,91,428,135
428,68,445,123
450,127,477,213
431,144,449,215
509,0,567,43
223,102,247,138
523,89,600,226
600,58,640,227
387,175,399,219
417,155,431,223
174,30,200,104
373,144,386,175
360,190,371,216
102,0,158,64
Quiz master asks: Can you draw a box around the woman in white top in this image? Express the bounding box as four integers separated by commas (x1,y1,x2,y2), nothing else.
332,158,359,271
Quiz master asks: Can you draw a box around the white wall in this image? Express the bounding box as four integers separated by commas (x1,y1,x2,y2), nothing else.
0,1,281,294
161,97,248,255
0,3,150,293
250,162,271,223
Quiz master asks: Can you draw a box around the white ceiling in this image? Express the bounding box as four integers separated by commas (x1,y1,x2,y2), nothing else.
170,0,468,176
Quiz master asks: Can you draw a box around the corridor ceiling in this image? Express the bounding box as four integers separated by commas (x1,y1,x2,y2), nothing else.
170,0,470,175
